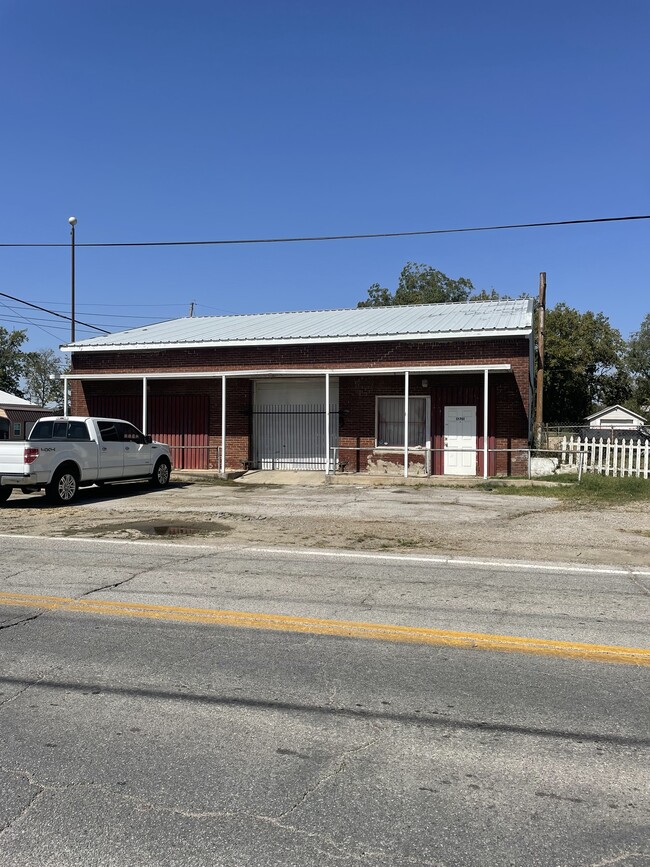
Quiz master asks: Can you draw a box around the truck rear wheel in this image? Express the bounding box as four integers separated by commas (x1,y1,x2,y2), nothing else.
46,467,79,505
0,486,11,504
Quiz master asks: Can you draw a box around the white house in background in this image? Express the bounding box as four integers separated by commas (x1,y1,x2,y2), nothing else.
585,404,647,430
0,390,50,440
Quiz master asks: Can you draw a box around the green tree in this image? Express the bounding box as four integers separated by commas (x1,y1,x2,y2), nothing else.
357,263,475,307
469,288,503,301
357,282,394,308
22,348,66,408
544,304,629,423
626,313,650,411
0,327,27,396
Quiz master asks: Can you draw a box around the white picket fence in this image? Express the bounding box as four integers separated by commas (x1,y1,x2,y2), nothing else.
561,435,650,478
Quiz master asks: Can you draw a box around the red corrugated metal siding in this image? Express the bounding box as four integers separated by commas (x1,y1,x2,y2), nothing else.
85,394,209,470
86,396,142,426
149,395,209,470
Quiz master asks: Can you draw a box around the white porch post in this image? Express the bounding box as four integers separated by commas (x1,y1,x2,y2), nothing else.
325,372,331,475
483,368,489,480
142,377,148,434
404,370,410,478
63,377,69,416
221,374,226,475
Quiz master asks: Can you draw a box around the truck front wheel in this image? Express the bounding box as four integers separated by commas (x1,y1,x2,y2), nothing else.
149,458,171,488
46,467,79,505
0,486,11,504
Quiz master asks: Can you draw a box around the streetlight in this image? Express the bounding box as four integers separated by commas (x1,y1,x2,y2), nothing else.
68,216,77,343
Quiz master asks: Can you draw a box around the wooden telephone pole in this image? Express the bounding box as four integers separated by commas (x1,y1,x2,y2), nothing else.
535,272,546,448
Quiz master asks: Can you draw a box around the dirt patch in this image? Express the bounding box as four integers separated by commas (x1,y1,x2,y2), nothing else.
1,481,649,566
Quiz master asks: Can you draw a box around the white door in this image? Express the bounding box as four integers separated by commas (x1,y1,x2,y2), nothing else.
444,406,477,476
119,421,154,477
96,421,125,479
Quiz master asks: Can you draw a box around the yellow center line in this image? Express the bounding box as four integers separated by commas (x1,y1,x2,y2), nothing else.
1,591,648,666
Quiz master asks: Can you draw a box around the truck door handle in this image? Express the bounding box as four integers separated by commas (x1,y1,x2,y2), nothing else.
124,446,130,451
102,447,107,451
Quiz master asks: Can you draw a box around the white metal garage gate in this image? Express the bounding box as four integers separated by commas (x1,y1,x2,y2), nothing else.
252,378,339,471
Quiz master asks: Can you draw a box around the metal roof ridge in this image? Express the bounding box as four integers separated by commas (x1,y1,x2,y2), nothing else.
171,298,529,321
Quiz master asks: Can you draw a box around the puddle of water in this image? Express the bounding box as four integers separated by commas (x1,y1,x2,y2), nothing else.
63,521,231,538
133,521,231,537
152,526,196,536
151,525,199,536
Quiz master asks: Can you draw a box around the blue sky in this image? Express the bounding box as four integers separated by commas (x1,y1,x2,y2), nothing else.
0,0,648,353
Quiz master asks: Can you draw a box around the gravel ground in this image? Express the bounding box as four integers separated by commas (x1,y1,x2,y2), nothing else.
1,476,649,568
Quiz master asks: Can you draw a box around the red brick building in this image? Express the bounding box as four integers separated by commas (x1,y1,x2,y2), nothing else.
62,300,534,478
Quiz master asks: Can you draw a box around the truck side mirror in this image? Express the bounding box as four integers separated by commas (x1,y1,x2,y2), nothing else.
144,435,153,444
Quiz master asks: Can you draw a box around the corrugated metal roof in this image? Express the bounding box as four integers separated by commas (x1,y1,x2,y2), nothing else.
64,299,534,351
0,389,37,406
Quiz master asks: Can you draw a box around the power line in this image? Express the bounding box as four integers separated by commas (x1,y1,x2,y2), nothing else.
0,314,110,331
0,291,110,334
29,300,188,308
0,300,64,342
23,307,174,321
50,303,234,319
0,214,648,248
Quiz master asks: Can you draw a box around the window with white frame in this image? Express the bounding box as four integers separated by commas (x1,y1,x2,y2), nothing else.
376,396,428,447
13,422,22,438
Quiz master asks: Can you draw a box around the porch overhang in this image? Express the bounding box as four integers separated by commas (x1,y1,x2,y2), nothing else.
64,364,513,480
64,363,511,381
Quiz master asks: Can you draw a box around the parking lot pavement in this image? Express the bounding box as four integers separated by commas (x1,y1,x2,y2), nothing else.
1,477,649,569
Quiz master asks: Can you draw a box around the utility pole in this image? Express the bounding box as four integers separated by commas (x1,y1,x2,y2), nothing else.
68,216,77,342
535,271,546,448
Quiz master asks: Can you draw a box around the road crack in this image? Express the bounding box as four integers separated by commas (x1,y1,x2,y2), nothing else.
79,550,219,599
0,674,49,710
0,769,46,840
589,853,650,866
79,567,155,598
0,611,46,632
85,785,433,864
275,732,383,822
626,572,650,597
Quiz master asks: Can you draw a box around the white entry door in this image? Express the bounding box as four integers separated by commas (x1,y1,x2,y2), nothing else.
444,406,477,476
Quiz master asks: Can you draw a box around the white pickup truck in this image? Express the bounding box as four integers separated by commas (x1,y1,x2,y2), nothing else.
0,416,172,505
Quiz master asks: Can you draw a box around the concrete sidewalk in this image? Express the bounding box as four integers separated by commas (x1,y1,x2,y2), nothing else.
172,468,559,488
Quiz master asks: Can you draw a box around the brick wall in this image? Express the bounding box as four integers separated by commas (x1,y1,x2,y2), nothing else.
71,337,529,375
70,336,530,475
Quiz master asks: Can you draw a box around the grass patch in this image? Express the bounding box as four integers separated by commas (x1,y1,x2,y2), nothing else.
480,474,650,505
176,477,237,487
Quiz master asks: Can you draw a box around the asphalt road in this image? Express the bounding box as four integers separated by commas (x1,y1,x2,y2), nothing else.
0,535,648,866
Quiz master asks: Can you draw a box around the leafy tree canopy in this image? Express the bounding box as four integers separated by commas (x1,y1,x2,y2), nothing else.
544,303,629,423
0,327,27,396
357,263,475,307
22,348,67,408
469,288,505,301
626,312,650,411
355,270,644,424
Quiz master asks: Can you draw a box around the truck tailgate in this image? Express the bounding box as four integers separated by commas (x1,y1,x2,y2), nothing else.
0,443,27,475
